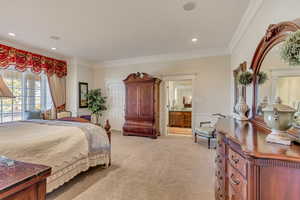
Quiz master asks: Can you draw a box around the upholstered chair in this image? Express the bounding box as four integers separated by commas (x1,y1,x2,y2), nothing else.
194,113,226,149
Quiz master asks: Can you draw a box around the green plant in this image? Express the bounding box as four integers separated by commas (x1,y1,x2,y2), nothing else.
85,89,107,124
258,71,268,85
238,71,253,86
280,30,300,66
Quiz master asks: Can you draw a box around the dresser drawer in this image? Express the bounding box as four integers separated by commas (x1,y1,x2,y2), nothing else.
228,148,247,177
228,164,247,199
4,184,37,200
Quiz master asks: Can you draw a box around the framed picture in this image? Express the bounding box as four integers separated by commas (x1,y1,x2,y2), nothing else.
79,82,88,108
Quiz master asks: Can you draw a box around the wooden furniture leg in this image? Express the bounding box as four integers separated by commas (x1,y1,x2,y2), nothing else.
104,120,112,166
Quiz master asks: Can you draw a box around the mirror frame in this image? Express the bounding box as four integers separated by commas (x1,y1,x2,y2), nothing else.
250,18,300,126
233,61,247,113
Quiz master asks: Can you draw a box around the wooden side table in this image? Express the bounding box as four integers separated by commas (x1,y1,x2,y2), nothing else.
0,157,51,200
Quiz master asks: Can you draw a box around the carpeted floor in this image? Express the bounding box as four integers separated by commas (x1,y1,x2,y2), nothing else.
168,127,193,135
47,131,215,200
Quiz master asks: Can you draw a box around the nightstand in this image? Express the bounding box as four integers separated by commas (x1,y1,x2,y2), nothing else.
0,157,51,200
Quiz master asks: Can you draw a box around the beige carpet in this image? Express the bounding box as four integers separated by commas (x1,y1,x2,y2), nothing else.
47,131,215,200
168,127,193,135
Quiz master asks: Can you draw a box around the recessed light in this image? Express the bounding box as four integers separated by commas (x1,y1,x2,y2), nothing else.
51,47,57,50
183,2,196,11
8,32,16,37
192,38,198,43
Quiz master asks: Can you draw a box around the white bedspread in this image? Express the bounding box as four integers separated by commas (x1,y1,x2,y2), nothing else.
0,120,110,192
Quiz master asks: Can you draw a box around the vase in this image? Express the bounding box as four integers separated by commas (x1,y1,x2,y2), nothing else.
263,97,296,145
234,97,249,121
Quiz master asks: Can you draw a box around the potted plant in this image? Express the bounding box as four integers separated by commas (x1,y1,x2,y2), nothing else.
280,30,300,66
258,71,268,85
85,89,107,125
238,71,268,86
238,71,253,86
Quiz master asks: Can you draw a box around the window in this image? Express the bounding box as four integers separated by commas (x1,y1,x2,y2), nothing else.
0,67,52,123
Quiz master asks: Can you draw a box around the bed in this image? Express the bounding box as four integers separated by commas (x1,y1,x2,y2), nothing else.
0,119,111,193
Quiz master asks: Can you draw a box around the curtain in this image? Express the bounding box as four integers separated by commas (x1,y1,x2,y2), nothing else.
48,74,66,111
0,75,13,98
0,44,67,77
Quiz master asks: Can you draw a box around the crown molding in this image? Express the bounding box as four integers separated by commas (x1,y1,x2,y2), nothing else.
72,57,95,68
0,36,70,61
94,47,229,68
228,0,264,53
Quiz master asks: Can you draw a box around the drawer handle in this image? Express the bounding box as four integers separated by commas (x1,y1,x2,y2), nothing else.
230,174,240,185
231,155,239,164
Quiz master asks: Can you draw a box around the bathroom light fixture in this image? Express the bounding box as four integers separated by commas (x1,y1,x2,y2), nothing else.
51,47,57,50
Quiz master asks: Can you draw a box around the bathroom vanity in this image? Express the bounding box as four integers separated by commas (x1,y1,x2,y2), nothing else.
169,110,191,128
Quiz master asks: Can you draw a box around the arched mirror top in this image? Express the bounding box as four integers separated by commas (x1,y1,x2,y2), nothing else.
250,18,300,122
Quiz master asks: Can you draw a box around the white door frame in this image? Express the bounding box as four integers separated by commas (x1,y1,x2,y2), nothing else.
160,74,196,136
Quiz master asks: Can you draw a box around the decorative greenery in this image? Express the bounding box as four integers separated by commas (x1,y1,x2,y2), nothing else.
280,30,300,66
258,71,268,85
86,89,107,124
238,71,253,86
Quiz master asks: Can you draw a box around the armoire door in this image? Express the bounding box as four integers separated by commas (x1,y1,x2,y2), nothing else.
125,83,139,120
138,82,154,121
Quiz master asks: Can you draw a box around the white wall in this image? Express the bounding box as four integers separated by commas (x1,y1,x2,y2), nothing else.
93,55,231,132
66,58,94,116
230,0,300,111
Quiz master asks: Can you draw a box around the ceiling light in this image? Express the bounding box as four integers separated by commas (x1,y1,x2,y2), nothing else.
183,2,196,11
51,47,57,50
192,38,198,43
8,32,16,37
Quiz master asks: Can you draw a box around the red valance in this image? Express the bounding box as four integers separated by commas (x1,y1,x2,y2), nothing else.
0,44,67,77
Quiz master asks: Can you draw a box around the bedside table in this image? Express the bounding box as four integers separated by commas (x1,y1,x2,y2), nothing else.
0,158,51,200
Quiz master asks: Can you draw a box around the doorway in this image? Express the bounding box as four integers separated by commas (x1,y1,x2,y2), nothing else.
165,79,193,136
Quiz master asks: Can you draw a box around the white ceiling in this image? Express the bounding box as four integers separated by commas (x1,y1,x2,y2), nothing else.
0,0,249,62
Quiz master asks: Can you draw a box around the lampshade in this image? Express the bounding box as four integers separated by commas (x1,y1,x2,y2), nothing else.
0,76,14,98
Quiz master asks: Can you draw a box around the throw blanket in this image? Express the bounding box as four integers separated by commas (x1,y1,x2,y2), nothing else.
0,120,110,175
23,120,110,153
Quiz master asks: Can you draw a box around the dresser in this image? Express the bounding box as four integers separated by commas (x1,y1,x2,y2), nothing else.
0,158,51,200
123,72,161,139
215,118,300,200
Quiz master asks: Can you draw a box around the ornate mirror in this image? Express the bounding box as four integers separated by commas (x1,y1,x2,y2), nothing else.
233,61,247,113
251,19,300,125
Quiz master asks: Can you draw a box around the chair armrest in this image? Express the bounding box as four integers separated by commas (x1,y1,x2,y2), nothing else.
212,113,226,118
200,121,212,127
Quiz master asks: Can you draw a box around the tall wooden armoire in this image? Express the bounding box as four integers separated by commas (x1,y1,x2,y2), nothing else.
123,72,161,139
